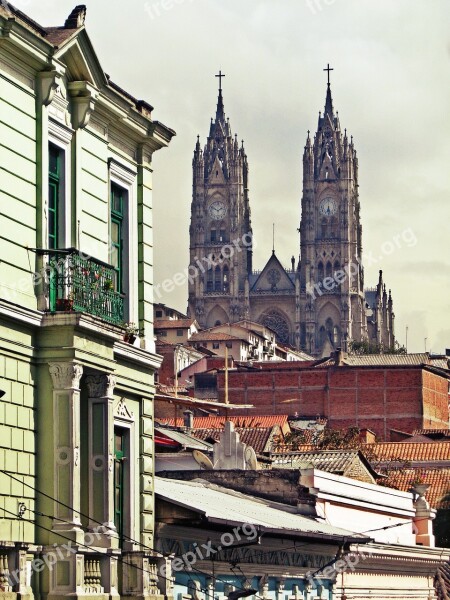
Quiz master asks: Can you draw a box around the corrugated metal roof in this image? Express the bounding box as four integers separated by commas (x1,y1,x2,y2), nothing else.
154,427,213,451
155,477,369,541
192,426,278,454
273,450,360,473
344,353,430,366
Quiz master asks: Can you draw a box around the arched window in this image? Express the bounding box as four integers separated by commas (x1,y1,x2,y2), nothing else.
210,228,217,243
318,262,324,283
321,218,327,239
214,320,221,326
325,318,333,341
207,269,213,292
333,325,341,346
334,260,341,289
326,261,332,279
223,265,229,292
214,265,221,291
219,228,226,242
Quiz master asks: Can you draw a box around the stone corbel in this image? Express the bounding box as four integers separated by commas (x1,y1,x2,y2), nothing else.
68,81,99,129
37,69,60,106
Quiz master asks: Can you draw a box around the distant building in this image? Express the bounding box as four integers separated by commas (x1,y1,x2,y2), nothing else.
215,352,450,440
187,76,395,354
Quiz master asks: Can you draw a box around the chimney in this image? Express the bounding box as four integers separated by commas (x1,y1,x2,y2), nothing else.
183,410,194,431
64,5,87,28
359,428,376,444
333,347,346,366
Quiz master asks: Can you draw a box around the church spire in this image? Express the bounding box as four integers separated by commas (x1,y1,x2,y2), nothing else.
324,82,334,117
215,70,226,124
323,63,334,117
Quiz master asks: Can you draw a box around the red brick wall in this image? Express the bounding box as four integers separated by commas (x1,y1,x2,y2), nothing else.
218,365,449,441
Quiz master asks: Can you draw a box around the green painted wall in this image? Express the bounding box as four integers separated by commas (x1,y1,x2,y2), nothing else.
0,320,36,543
0,73,37,310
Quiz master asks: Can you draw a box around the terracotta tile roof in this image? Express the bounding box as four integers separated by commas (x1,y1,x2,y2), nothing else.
413,429,450,438
380,468,450,509
191,426,280,454
190,331,247,342
160,415,289,429
157,383,189,395
272,449,379,482
365,442,450,464
436,562,450,600
154,319,194,329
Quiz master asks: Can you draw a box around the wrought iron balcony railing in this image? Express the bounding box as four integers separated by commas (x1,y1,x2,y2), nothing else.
42,248,124,326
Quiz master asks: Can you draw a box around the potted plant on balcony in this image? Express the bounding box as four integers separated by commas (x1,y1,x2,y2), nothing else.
122,322,139,344
104,279,114,291
55,293,74,312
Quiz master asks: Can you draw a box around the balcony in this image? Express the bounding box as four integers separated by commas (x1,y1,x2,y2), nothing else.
43,248,124,325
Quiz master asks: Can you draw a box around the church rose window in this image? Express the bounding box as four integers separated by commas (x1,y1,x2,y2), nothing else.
261,310,290,344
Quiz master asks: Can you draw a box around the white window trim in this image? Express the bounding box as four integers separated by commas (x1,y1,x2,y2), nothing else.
109,159,138,324
48,119,73,249
113,401,136,551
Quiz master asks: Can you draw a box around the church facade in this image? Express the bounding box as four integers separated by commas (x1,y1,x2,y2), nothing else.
187,75,395,355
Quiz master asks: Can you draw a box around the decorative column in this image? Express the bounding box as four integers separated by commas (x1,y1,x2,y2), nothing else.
85,373,117,547
48,362,84,542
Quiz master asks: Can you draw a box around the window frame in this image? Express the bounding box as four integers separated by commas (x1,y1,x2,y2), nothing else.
109,159,138,323
47,121,72,249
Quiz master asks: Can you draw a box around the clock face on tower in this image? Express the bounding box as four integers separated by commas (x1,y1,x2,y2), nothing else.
319,197,338,217
208,200,227,220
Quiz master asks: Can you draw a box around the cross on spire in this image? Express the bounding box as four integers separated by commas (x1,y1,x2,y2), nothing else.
215,70,225,91
323,63,334,85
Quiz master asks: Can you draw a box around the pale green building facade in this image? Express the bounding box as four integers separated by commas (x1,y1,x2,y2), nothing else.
0,4,174,600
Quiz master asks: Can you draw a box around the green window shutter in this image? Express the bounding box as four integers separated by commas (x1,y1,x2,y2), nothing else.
114,427,125,544
48,144,61,249
111,184,124,294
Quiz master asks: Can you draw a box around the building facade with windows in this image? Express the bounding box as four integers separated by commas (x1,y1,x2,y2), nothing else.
187,78,395,355
0,4,174,600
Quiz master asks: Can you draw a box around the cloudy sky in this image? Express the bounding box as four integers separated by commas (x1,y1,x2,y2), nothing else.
29,0,450,353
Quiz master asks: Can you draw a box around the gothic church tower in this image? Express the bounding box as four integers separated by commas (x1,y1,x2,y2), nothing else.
299,74,367,355
188,75,253,327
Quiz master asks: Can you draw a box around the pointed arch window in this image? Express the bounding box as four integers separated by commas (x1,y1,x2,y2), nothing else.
333,325,341,346
318,262,324,283
223,265,229,292
326,261,332,280
207,269,213,292
334,260,341,289
321,218,327,239
214,265,221,291
210,228,217,243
